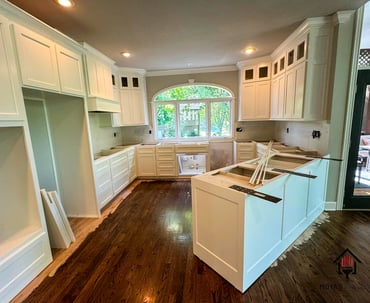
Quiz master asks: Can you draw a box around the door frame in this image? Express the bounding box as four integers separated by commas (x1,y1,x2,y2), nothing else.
344,69,370,208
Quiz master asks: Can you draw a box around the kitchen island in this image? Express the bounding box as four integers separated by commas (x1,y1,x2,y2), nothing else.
191,153,328,292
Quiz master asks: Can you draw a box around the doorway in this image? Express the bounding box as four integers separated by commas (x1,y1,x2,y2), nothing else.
344,70,370,208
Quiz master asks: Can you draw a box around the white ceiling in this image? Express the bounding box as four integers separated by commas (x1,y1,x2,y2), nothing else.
7,0,370,72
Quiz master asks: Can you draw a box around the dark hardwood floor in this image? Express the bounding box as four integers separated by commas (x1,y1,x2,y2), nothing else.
14,180,370,303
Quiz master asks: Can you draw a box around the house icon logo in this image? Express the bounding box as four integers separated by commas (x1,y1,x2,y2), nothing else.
333,248,362,279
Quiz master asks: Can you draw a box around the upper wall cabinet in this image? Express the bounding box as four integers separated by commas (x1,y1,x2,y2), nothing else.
82,43,120,112
112,69,149,126
270,18,333,121
56,45,85,96
11,24,85,96
0,16,24,120
237,57,271,121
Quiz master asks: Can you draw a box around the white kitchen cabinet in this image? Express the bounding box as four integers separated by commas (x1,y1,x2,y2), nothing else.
127,147,137,182
270,74,285,119
239,80,270,120
110,151,129,195
240,61,271,83
85,52,114,100
0,16,24,120
136,145,156,177
233,141,257,163
93,149,131,209
12,24,59,92
116,70,149,126
238,57,271,121
12,24,85,96
56,45,85,96
284,62,305,119
94,158,113,209
191,156,328,293
270,18,332,121
156,145,177,176
83,43,120,112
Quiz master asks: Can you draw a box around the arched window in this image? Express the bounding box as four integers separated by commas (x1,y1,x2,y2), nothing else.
153,84,234,140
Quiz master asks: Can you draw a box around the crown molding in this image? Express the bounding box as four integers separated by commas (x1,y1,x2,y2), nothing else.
146,65,238,77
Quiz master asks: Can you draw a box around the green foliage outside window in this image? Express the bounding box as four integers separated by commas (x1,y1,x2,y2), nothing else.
154,84,233,139
154,85,231,101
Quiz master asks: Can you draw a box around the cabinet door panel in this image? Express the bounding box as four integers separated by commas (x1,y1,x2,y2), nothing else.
255,81,270,119
239,83,255,120
292,63,305,119
131,89,145,124
12,25,59,91
119,89,132,125
284,69,296,118
56,45,84,96
0,17,23,120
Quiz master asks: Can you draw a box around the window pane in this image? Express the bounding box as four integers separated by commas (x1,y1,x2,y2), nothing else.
179,103,206,138
210,101,231,137
156,104,176,138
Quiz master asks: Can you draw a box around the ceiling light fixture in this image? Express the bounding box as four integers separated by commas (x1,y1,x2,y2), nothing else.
244,47,256,55
55,0,75,7
121,51,131,58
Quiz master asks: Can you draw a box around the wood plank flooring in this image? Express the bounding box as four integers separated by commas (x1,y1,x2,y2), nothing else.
12,180,370,303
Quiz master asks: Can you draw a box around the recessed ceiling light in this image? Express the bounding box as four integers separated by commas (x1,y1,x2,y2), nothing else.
55,0,75,7
244,47,256,55
121,51,131,58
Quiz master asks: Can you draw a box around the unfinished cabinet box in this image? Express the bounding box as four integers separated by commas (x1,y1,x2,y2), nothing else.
191,155,328,293
233,141,257,163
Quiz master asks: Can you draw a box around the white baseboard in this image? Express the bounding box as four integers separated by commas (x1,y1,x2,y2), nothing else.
325,201,338,211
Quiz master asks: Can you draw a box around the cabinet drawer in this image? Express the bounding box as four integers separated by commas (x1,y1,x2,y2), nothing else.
156,153,176,161
136,146,156,154
112,171,129,194
238,151,256,160
94,161,111,182
110,155,128,177
96,179,113,207
157,160,176,168
175,145,208,153
237,144,256,152
156,145,175,153
157,167,177,176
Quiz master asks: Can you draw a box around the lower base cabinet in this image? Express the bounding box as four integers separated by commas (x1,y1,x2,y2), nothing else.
136,145,157,177
94,158,113,208
93,148,132,209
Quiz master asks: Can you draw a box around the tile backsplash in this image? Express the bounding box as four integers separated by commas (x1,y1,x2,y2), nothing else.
274,121,329,155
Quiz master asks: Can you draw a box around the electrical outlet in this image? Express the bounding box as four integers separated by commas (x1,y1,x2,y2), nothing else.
312,130,321,139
